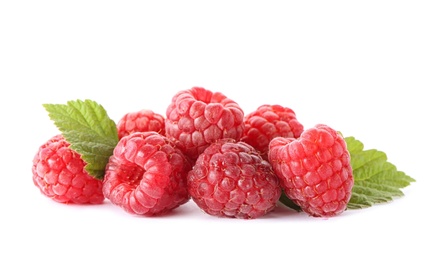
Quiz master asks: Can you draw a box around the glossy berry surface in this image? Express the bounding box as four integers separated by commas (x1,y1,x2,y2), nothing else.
102,131,191,216
187,138,282,219
117,109,165,139
268,124,354,217
241,104,304,159
165,86,245,161
32,135,105,204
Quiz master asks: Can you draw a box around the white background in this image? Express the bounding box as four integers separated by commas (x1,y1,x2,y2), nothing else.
1,1,429,259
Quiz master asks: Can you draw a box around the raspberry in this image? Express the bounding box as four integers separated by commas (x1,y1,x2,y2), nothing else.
241,104,304,160
32,134,105,204
268,124,354,217
117,109,165,139
187,138,282,219
165,86,245,161
102,131,191,216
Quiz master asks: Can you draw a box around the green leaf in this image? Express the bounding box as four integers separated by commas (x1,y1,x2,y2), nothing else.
279,191,302,212
43,99,119,180
345,136,415,209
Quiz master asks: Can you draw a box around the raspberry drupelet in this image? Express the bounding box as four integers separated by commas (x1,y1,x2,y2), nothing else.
268,124,354,217
241,104,304,160
32,134,105,204
102,131,191,216
117,109,165,139
188,138,282,219
165,86,245,162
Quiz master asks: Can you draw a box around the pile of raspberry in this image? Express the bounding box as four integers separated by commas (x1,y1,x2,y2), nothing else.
32,86,353,219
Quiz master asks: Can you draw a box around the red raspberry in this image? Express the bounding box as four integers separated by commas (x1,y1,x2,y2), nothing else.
165,87,245,161
32,134,105,204
187,138,282,219
241,104,304,160
117,109,165,139
268,124,354,217
102,131,191,216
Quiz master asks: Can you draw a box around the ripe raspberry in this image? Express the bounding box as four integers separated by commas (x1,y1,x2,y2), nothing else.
241,104,304,160
117,109,165,139
102,131,191,216
268,124,354,217
165,86,245,161
187,138,282,219
32,134,105,204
